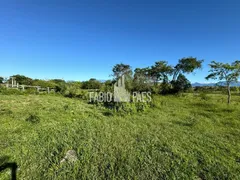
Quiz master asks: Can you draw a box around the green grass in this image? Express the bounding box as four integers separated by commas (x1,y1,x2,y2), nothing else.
0,94,240,179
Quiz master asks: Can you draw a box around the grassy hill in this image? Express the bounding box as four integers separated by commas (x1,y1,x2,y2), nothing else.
0,94,240,179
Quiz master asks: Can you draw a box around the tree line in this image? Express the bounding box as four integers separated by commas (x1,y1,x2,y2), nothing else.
111,58,240,105
1,57,240,104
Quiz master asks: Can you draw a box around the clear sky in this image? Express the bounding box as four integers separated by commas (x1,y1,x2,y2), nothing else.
0,0,239,83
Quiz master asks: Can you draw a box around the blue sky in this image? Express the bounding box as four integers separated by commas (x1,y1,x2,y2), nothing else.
0,0,239,83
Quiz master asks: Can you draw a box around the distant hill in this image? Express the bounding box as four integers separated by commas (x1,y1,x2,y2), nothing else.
192,81,240,87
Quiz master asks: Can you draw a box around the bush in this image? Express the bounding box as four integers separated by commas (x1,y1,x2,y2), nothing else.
23,88,39,94
55,83,67,94
0,87,41,95
62,85,89,99
63,86,78,98
170,74,191,94
160,83,171,94
75,90,89,100
82,79,102,89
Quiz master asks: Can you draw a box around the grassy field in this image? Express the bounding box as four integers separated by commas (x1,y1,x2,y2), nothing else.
0,93,240,179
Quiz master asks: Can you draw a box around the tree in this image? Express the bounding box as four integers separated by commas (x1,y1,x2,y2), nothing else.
112,63,132,79
102,80,114,92
133,67,152,91
82,78,101,89
171,74,191,93
46,79,66,93
206,60,240,104
112,63,133,91
173,57,204,81
150,61,173,84
11,74,33,85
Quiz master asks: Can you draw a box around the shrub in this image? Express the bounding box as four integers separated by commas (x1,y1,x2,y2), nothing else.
160,82,171,94
23,88,38,94
171,74,191,94
82,79,102,89
75,90,89,100
62,85,89,99
63,86,78,98
0,87,42,95
55,83,67,94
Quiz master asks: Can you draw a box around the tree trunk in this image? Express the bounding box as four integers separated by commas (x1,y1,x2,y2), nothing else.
227,84,231,104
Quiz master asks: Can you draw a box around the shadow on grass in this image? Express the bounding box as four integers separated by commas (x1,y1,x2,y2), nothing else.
102,111,114,116
0,156,18,180
172,120,194,127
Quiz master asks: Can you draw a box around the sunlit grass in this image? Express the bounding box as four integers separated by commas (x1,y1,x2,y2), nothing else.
0,94,240,179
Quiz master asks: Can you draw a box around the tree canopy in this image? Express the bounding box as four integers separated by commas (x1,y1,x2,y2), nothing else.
150,61,173,84
206,60,240,104
173,57,204,81
112,63,132,79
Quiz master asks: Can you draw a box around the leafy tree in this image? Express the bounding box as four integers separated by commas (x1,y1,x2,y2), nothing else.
150,61,173,84
112,63,133,91
112,63,132,79
102,80,114,92
133,67,152,91
46,79,66,92
171,74,191,93
11,74,33,85
82,78,101,89
206,60,240,104
134,68,149,80
173,57,204,81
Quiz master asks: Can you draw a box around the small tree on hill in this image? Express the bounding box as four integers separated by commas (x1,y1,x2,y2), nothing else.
206,60,240,104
